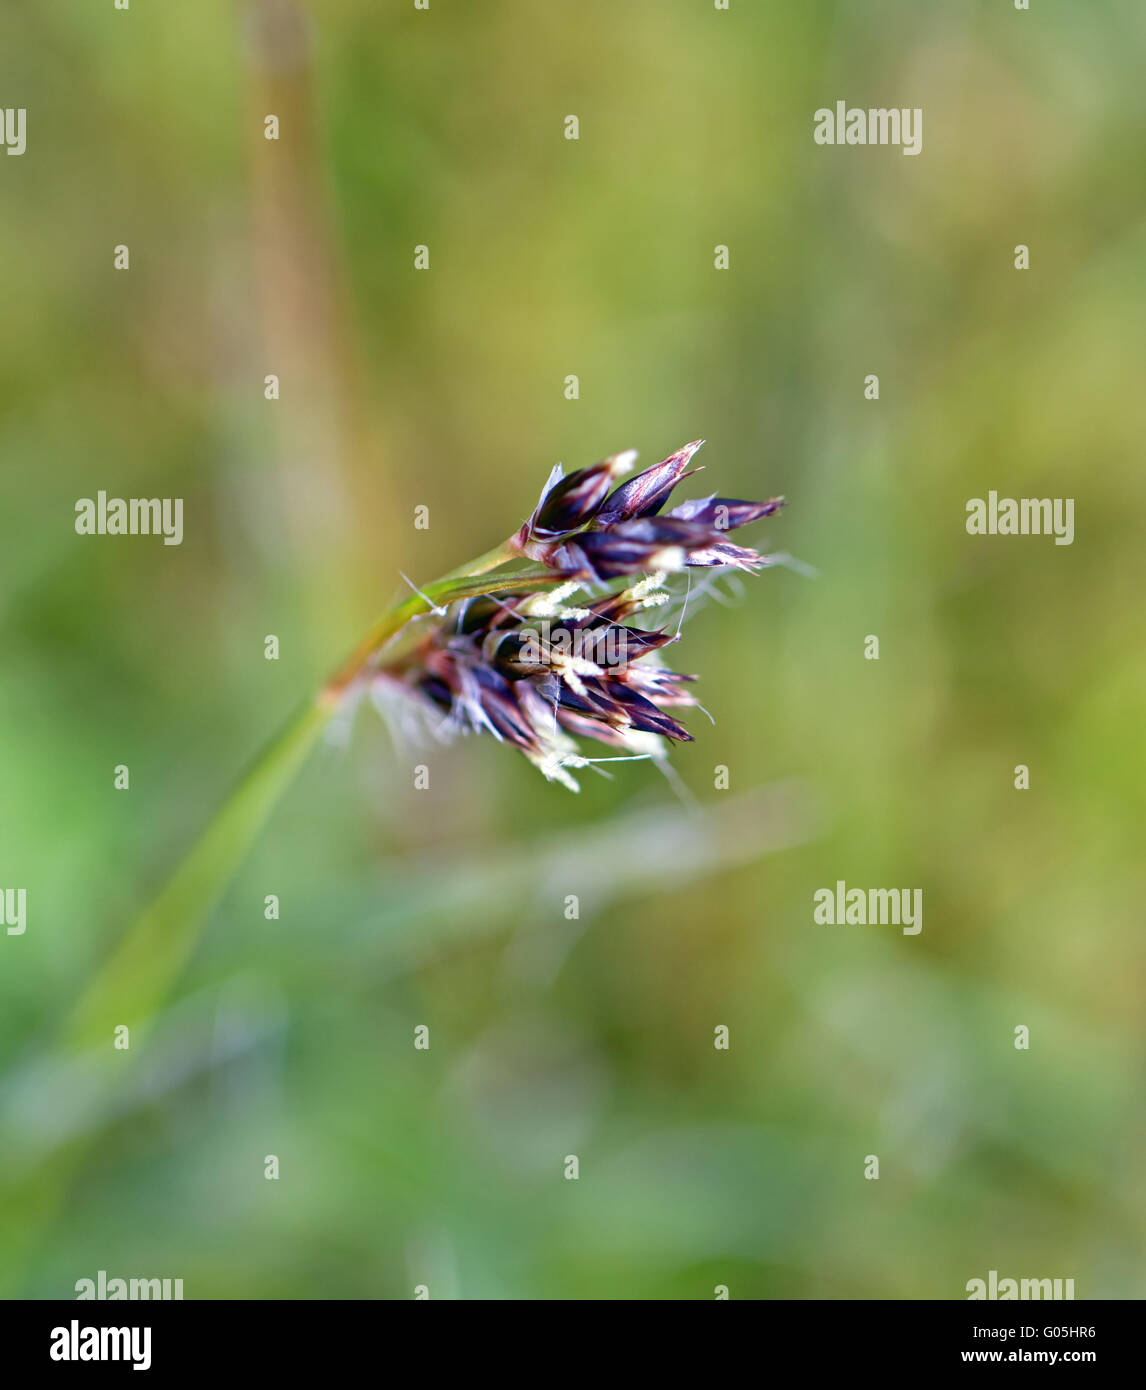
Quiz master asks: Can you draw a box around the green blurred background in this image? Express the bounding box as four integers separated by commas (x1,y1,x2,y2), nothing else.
1,0,1144,1299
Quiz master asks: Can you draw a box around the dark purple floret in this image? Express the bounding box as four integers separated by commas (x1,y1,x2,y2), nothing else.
595,439,706,525
374,440,787,790
668,496,785,530
526,451,637,541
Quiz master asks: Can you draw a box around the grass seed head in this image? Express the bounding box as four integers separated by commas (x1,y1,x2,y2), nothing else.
381,442,785,788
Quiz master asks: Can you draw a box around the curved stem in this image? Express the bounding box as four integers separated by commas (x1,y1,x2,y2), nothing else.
0,542,571,1287
321,545,540,703
65,543,560,1050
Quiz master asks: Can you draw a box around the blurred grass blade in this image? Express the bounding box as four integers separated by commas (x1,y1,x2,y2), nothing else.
63,552,554,1051
64,699,329,1051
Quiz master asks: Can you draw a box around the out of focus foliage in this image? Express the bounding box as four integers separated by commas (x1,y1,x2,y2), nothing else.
1,0,1143,1298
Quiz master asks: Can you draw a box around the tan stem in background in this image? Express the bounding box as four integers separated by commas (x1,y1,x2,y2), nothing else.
241,0,400,647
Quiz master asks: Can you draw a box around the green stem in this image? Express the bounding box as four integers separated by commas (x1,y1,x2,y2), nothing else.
64,542,558,1053
1,543,566,1288
434,537,523,583
321,539,526,702
64,699,329,1051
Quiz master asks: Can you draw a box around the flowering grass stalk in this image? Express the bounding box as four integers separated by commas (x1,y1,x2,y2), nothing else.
66,560,565,1050
371,440,785,791
0,440,786,1288
66,441,784,1047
